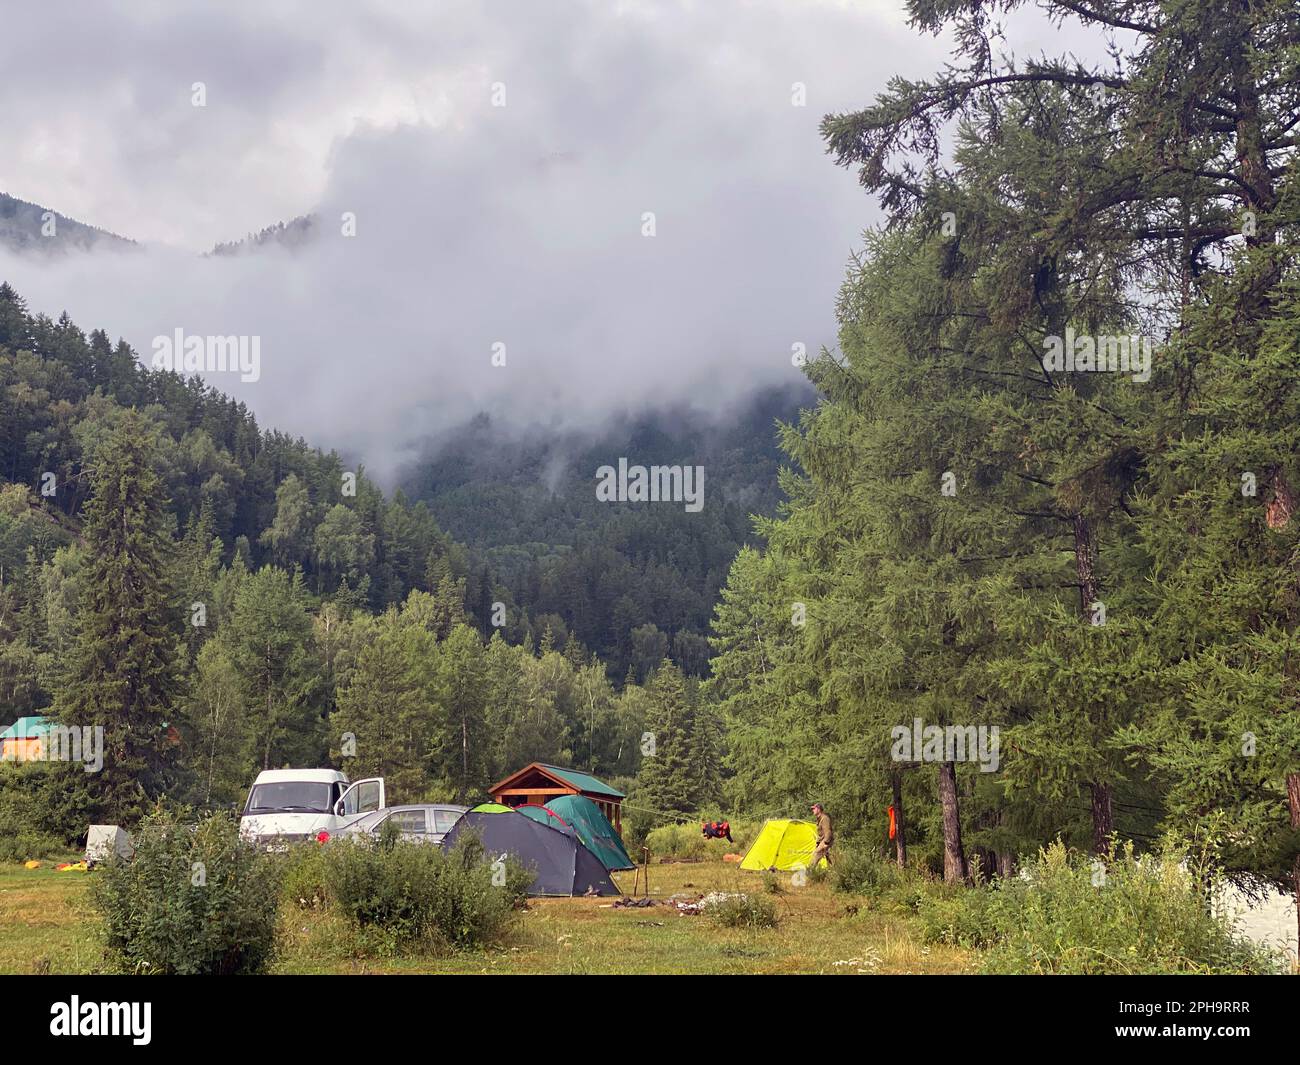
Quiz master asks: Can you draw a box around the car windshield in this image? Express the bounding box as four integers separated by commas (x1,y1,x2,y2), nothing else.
245,782,333,814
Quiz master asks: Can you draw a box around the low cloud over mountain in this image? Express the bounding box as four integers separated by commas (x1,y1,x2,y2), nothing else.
0,1,1071,478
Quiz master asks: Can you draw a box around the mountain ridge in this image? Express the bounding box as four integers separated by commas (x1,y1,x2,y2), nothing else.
0,192,137,255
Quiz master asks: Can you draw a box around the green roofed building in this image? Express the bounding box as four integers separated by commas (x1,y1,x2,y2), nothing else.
0,715,54,762
490,762,626,835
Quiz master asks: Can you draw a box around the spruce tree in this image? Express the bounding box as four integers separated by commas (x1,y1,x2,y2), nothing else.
637,660,696,820
226,566,324,770
333,607,439,799
433,623,490,799
58,410,181,821
1124,271,1300,940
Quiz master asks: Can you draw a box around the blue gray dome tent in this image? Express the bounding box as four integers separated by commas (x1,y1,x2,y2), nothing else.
441,804,620,897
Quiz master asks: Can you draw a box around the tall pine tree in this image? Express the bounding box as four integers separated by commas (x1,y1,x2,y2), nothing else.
58,410,181,821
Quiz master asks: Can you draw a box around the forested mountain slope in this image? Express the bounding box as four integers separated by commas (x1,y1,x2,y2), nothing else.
401,384,809,680
0,279,740,830
0,193,136,256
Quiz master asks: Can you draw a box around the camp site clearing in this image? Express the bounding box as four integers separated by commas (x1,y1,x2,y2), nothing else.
0,859,972,976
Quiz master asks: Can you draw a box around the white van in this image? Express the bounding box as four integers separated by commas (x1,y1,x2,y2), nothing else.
239,768,386,846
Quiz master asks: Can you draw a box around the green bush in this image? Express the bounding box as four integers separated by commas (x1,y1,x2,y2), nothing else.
0,762,94,858
915,885,998,950
918,841,1286,974
706,892,778,929
320,831,527,952
279,840,331,909
643,823,705,858
0,828,68,862
830,845,910,896
623,808,656,851
90,810,281,975
643,819,757,860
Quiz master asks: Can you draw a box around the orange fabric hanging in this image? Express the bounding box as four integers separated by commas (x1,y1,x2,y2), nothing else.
887,805,897,840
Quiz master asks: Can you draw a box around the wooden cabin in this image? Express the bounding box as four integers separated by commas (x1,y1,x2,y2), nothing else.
0,716,52,762
489,762,626,834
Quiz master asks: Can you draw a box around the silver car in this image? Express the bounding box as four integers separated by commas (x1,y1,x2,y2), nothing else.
333,803,468,845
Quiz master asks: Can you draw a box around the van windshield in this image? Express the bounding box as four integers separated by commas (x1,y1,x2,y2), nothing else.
244,782,334,815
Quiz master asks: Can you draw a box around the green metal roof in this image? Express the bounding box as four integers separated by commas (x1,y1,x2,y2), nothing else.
537,764,625,799
0,715,54,741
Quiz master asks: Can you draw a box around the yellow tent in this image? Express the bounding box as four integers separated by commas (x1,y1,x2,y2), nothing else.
739,819,826,871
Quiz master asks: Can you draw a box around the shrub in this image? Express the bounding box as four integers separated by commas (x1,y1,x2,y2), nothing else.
643,823,705,858
91,810,281,975
918,841,1286,974
0,761,94,859
279,840,331,909
915,885,998,950
830,845,909,896
0,828,68,863
429,833,533,940
706,892,778,929
623,808,656,851
643,819,757,860
320,831,526,952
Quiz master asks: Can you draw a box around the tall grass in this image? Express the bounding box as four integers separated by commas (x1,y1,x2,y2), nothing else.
919,841,1287,975
643,819,758,860
706,892,779,929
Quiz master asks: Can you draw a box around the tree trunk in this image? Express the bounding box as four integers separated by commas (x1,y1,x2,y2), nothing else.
1074,512,1116,857
263,641,274,770
1090,781,1115,855
1265,468,1294,531
1226,8,1276,243
1073,512,1098,618
1288,772,1300,959
206,696,221,806
263,679,273,770
1225,2,1281,314
937,761,967,883
461,717,469,795
891,769,907,868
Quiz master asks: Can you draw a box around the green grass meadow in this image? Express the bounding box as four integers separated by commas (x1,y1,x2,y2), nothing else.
0,858,970,976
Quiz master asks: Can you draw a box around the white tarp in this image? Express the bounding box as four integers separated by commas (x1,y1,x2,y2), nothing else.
1219,880,1298,962
84,824,133,863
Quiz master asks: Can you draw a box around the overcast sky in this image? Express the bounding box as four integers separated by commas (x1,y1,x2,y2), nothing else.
0,0,1092,479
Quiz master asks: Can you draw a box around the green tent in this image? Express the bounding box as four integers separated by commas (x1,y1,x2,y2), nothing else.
739,819,825,872
516,804,571,833
469,802,514,813
547,794,635,871
517,795,635,871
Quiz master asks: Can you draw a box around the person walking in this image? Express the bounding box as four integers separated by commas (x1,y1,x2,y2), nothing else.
809,802,833,868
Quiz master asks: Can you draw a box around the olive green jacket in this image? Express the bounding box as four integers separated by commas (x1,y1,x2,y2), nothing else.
815,812,833,847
